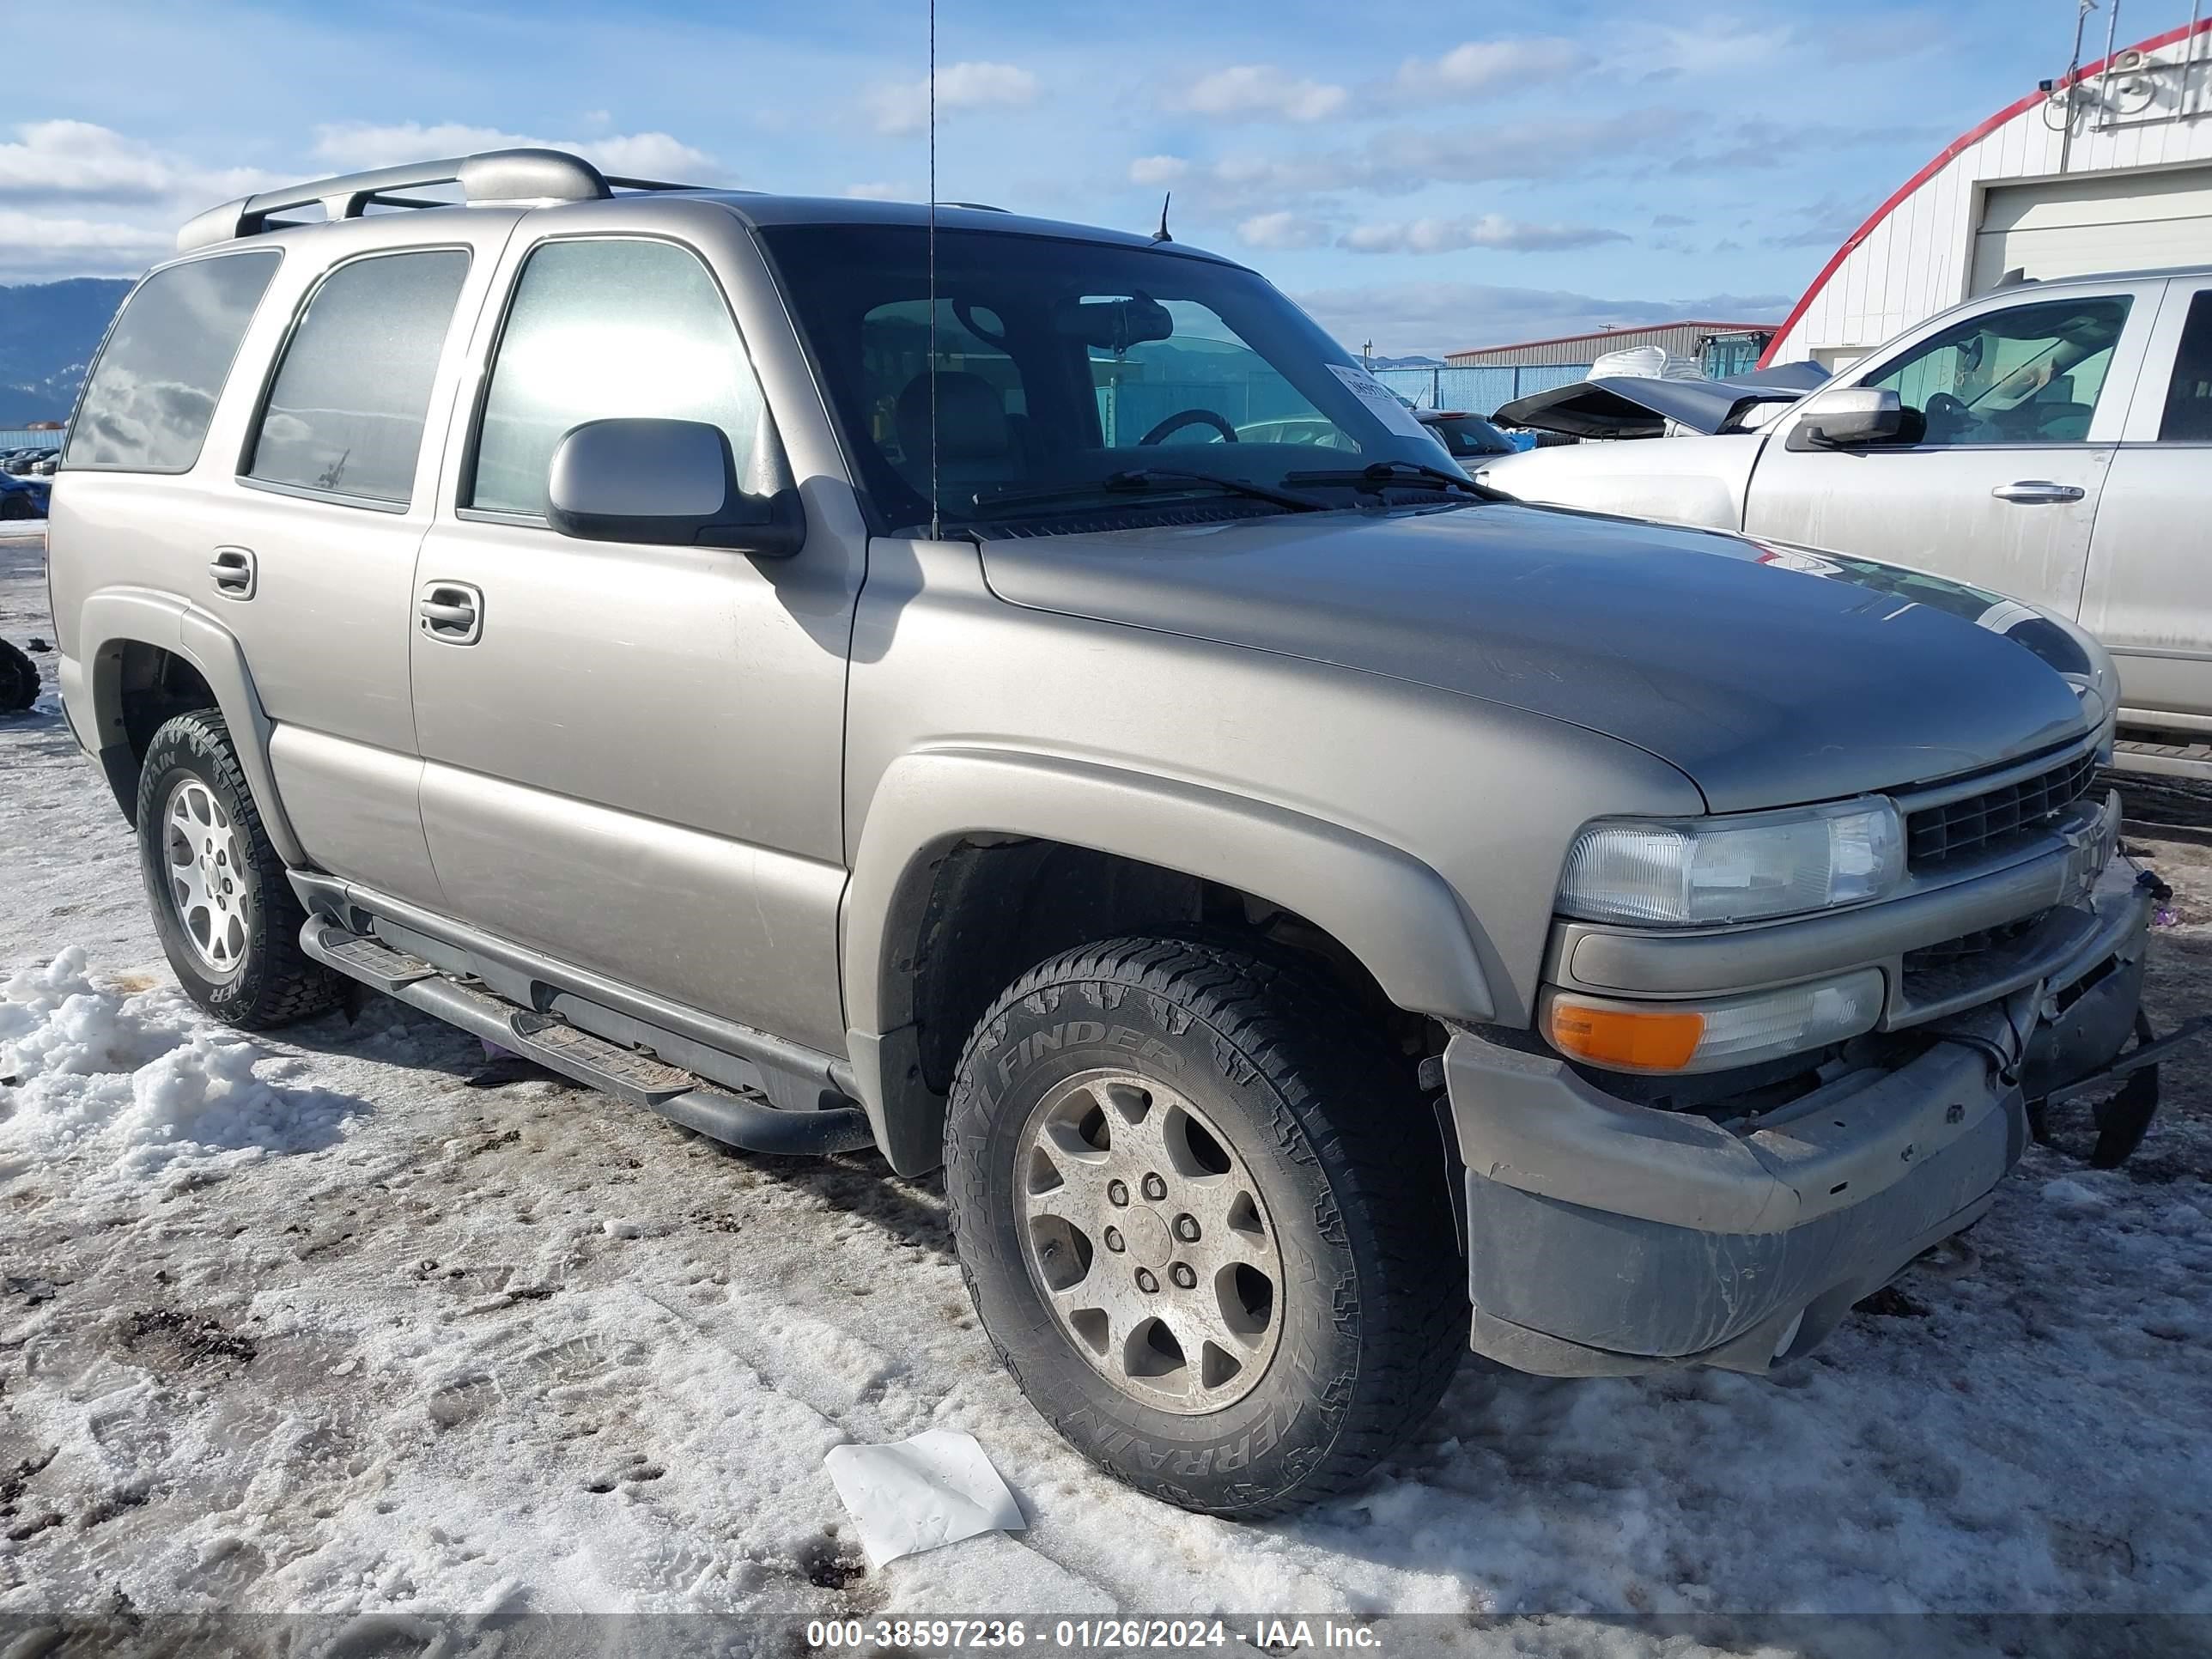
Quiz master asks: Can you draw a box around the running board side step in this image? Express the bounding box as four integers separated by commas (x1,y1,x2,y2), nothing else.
300,921,876,1158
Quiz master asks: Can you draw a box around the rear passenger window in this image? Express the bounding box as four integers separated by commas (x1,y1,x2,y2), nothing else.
468,238,767,517
2159,291,2212,443
65,252,280,472
246,248,471,506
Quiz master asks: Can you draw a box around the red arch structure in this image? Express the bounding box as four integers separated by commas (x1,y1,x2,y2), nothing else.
1759,15,2212,368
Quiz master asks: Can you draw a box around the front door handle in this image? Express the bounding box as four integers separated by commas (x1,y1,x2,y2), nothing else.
417,581,483,645
208,545,256,599
1991,480,2087,504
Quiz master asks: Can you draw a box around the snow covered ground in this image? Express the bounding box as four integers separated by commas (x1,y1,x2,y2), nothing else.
2,528,2209,1645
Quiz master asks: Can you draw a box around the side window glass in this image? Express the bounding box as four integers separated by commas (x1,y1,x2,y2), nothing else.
65,252,281,472
2159,291,2212,443
470,239,766,516
246,249,471,505
1859,295,2131,447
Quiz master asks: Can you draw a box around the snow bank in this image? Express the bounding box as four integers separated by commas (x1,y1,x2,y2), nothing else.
0,946,359,1189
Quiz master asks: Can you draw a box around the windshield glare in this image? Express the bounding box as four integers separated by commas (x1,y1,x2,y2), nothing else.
758,223,1463,532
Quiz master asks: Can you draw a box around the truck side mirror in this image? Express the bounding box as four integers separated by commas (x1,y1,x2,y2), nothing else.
1789,388,1904,450
547,417,805,557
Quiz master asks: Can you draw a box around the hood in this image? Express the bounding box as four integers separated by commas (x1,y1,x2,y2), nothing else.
1495,366,1823,440
979,504,2092,813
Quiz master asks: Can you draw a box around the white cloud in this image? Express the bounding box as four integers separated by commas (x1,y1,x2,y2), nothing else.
1237,211,1331,250
0,210,173,281
1394,38,1580,100
0,121,279,207
310,123,715,181
865,63,1039,137
1176,65,1347,124
1128,155,1189,186
1341,214,1629,254
842,181,906,201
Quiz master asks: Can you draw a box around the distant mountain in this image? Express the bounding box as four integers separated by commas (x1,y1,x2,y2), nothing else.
1364,354,1445,369
0,278,133,425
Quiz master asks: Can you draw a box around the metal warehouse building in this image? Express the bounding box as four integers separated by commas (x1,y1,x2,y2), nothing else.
1764,10,2212,370
1445,321,1774,372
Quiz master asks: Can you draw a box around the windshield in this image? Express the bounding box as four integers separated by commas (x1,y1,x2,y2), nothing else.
757,223,1464,533
1422,413,1516,457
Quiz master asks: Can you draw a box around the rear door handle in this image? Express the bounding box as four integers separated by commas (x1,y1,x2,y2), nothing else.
417,581,483,645
1991,480,2086,504
208,546,256,599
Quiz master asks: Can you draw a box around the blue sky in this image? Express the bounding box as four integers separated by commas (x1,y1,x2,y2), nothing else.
0,0,2136,355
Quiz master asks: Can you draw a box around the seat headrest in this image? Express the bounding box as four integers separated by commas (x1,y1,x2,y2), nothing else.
896,370,1011,465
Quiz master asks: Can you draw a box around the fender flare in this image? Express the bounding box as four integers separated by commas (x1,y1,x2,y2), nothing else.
841,747,1497,1172
77,588,307,866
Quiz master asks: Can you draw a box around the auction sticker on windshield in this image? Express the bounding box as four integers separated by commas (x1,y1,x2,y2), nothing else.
1327,362,1434,441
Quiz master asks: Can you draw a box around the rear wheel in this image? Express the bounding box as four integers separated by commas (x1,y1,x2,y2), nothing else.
944,937,1462,1516
135,709,342,1030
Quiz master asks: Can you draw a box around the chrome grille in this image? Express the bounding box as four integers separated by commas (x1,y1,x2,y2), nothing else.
1905,750,2099,872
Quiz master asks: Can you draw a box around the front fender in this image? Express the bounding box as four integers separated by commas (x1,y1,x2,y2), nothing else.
839,745,1498,1173
75,587,306,866
845,746,1498,1034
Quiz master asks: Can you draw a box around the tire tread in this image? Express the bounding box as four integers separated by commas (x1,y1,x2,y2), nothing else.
135,708,342,1030
945,933,1462,1517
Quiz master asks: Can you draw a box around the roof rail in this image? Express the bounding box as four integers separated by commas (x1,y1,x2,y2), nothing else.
175,148,704,253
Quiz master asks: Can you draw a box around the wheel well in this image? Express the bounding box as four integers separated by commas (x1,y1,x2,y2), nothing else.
99,641,218,821
900,838,1410,1103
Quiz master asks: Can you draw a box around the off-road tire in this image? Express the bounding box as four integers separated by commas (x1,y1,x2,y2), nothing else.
944,936,1463,1516
135,709,343,1030
0,494,33,520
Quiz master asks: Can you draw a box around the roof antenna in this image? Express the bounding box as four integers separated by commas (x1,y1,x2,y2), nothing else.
1151,191,1173,243
927,0,940,540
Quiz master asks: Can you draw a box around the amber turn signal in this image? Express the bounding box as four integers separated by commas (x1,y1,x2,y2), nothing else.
1545,998,1706,1073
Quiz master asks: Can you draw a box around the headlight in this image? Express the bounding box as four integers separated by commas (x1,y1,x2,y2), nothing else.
1559,798,1905,927
1543,969,1885,1074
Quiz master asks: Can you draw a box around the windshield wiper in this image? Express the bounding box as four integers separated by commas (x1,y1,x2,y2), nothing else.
1284,459,1493,497
969,467,1328,517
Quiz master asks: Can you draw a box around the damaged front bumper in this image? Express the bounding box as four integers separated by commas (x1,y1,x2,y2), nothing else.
1446,852,2164,1379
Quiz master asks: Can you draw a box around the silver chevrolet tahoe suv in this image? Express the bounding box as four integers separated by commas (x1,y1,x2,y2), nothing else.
47,149,2166,1517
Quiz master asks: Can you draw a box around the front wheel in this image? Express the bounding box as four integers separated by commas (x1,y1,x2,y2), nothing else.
135,709,343,1030
944,938,1462,1516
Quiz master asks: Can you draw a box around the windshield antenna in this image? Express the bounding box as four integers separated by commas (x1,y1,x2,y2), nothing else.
1152,191,1173,243
927,0,940,539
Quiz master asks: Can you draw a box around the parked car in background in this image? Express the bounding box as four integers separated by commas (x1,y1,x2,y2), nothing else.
1238,408,1525,459
1232,415,1354,448
46,147,2168,1519
0,470,49,520
1415,408,1521,459
3,448,51,475
1478,266,2212,780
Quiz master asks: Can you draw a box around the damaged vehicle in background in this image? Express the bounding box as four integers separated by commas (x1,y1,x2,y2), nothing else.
1478,268,2212,781
43,148,2192,1520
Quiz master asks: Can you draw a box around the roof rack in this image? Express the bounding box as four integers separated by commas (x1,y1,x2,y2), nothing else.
175,148,705,253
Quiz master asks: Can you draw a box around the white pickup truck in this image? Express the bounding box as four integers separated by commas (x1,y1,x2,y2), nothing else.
1479,265,2212,781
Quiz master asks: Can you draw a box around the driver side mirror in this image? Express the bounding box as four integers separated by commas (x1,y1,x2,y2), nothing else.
547,417,805,557
1788,387,1904,450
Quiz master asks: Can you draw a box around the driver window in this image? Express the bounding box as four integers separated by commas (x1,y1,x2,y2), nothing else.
1860,295,2131,446
1089,298,1346,448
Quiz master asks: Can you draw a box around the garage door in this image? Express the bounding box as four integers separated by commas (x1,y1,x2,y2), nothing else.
1971,166,2212,293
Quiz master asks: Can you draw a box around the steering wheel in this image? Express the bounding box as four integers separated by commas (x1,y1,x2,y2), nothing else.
1139,408,1237,445
1922,391,1972,441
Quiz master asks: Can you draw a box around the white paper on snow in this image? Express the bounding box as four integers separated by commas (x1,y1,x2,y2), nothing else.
823,1429,1026,1568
